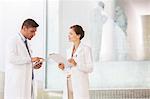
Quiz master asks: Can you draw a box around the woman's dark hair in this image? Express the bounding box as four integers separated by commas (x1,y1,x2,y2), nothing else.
70,25,85,40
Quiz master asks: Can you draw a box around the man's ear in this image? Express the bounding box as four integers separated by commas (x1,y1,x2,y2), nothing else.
22,26,27,31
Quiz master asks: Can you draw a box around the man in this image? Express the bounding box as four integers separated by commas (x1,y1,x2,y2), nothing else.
4,19,43,99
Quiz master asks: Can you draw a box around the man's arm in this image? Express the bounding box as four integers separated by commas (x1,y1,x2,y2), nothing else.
7,38,32,65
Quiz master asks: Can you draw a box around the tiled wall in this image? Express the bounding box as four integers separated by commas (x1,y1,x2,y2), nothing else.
42,89,150,99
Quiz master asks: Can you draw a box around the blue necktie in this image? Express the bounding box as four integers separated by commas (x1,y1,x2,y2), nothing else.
24,40,31,57
24,40,34,80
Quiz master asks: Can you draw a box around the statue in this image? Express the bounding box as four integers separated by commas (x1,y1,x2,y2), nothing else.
89,1,107,62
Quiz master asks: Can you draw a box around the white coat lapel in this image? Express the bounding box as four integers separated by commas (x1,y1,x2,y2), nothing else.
17,34,31,57
67,45,73,59
73,42,83,58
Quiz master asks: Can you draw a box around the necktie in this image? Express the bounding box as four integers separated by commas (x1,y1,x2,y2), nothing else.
24,40,34,80
24,40,31,57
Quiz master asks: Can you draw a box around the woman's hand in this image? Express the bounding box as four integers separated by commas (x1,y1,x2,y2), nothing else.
68,58,77,67
58,63,65,70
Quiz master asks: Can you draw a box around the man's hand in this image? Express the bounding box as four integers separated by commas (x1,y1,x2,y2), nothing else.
34,62,42,69
32,57,44,69
31,57,41,62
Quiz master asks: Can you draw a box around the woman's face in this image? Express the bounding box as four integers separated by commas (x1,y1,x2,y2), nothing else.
68,29,80,42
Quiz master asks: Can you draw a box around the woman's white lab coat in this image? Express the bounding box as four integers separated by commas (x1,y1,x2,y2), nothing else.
63,42,93,99
4,34,34,99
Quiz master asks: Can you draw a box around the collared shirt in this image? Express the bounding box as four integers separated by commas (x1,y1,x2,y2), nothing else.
19,32,26,42
19,32,31,57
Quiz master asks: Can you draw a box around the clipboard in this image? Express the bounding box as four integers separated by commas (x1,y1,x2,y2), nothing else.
48,53,71,66
33,53,71,67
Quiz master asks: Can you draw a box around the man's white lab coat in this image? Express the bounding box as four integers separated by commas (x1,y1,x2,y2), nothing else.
4,33,34,99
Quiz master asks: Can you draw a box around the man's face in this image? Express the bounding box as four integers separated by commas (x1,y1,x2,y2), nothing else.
23,26,37,40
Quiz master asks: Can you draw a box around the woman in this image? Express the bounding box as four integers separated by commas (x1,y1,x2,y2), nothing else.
58,25,93,99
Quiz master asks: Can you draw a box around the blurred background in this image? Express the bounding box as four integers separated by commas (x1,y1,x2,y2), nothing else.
0,0,150,99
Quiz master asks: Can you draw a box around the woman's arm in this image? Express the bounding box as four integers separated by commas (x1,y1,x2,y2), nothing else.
71,47,93,73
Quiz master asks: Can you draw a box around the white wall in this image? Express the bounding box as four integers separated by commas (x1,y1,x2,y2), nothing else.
59,0,95,55
125,3,144,60
0,1,5,72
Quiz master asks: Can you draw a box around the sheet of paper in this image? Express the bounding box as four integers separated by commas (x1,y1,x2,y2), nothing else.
49,53,71,66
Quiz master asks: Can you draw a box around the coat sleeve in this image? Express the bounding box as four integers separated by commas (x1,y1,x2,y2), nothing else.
7,37,32,65
75,47,93,73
